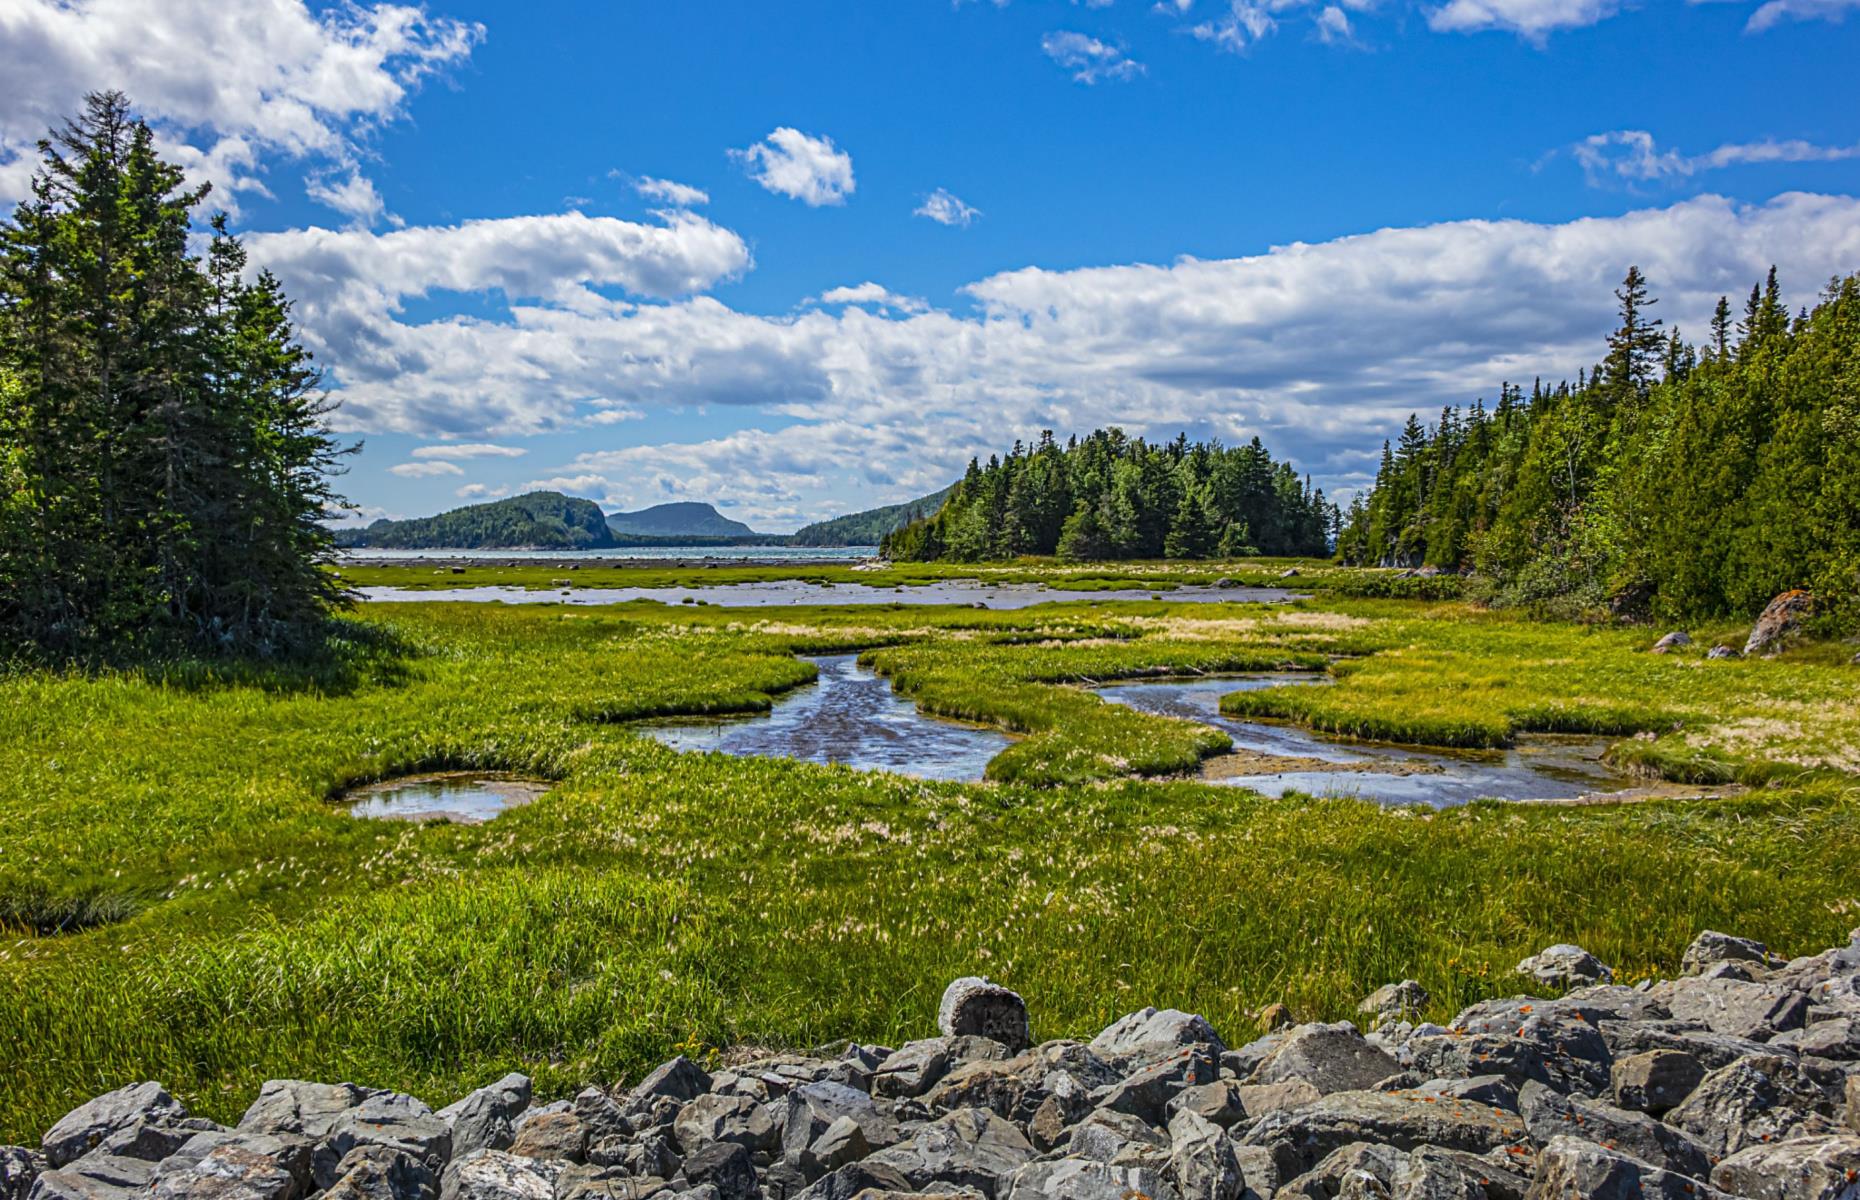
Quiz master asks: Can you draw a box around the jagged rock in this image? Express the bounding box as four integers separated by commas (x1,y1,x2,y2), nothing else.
1250,1023,1401,1096
1098,1044,1220,1123
1661,974,1809,1040
683,1141,755,1200
506,1111,585,1163
795,1159,916,1200
1066,1109,1168,1162
1514,944,1612,990
41,1082,190,1168
1609,1049,1705,1114
624,1056,711,1111
436,1075,530,1159
1526,1136,1728,1200
313,1091,452,1188
238,1080,377,1141
1413,1076,1520,1113
782,1081,896,1175
1238,1090,1528,1181
1359,982,1430,1027
1396,1145,1530,1200
673,1093,774,1154
149,1142,300,1200
436,1148,561,1199
871,1039,954,1099
1847,1075,1859,1131
1236,1079,1322,1120
1711,1134,1860,1200
1651,631,1692,653
318,1145,439,1200
1166,1110,1246,1200
1517,1081,1713,1180
803,1115,872,1175
1090,1008,1227,1065
938,979,1032,1052
1003,1157,1180,1200
1598,1018,1778,1072
922,1058,1035,1119
1166,1081,1249,1128
152,1131,312,1192
1708,645,1737,659
1,1147,41,1200
550,1163,643,1200
1664,1054,1840,1160
1276,1142,1407,1199
1746,590,1814,657
26,1153,157,1200
1683,930,1783,975
1772,1016,1860,1060
1431,1000,1612,1094
862,1106,1035,1197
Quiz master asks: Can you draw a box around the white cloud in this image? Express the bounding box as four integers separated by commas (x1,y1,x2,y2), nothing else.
1745,0,1860,27
0,0,481,213
306,168,390,228
1315,5,1357,40
1190,2,1283,48
730,128,855,206
455,483,510,500
1426,0,1618,37
411,443,527,459
817,282,930,313
1573,130,1860,184
1040,31,1145,82
279,192,1860,523
634,176,710,207
916,187,981,227
389,460,464,478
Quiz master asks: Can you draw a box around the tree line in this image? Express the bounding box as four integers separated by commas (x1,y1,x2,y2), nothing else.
0,93,349,660
1338,266,1860,627
882,428,1336,562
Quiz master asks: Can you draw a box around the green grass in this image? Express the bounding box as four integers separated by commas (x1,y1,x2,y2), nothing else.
1,595,1857,1141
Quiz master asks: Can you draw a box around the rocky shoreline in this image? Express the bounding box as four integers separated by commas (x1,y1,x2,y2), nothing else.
12,929,1860,1200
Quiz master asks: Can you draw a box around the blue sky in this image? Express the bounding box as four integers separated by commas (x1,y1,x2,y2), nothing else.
3,0,1859,530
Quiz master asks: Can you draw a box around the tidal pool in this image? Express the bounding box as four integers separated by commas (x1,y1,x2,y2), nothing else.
345,772,553,823
360,580,1306,609
642,654,1012,781
1094,675,1628,806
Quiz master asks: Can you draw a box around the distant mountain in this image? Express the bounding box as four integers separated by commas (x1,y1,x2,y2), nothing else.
606,501,759,538
790,484,954,547
335,492,616,549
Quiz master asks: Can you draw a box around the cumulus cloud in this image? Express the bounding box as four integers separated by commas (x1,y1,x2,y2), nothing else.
259,190,1860,523
816,283,930,313
1745,0,1860,27
0,0,481,215
1426,0,1618,37
1040,31,1145,82
916,187,982,227
411,443,527,459
389,460,463,478
1572,130,1860,184
731,128,855,206
455,483,510,500
634,176,710,207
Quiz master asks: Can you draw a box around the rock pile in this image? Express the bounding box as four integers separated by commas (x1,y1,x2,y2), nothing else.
11,928,1860,1200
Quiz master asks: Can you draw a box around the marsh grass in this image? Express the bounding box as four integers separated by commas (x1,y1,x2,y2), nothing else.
2,595,1857,1139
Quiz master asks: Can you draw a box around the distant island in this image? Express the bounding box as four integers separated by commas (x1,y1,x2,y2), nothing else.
335,486,955,550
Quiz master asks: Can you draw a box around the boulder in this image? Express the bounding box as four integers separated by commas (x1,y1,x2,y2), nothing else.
673,1094,774,1155
436,1074,531,1158
871,1039,954,1099
1771,1016,1860,1061
1166,1081,1249,1128
1090,1008,1227,1065
1664,1055,1840,1160
1708,645,1737,659
1745,590,1814,657
861,1107,1035,1198
1166,1110,1246,1200
1682,930,1783,975
148,1142,300,1200
781,1081,896,1174
1517,1081,1713,1180
1235,1079,1322,1121
1396,1145,1530,1200
1513,944,1612,989
623,1056,711,1111
938,979,1033,1052
1598,1018,1779,1072
1526,1135,1729,1200
1237,1090,1529,1181
239,1080,377,1141
41,1082,189,1168
1003,1158,1180,1200
1248,1023,1401,1096
0,1147,41,1200
802,1115,871,1176
313,1092,452,1188
1097,1044,1220,1123
1661,974,1809,1040
1065,1109,1168,1162
1358,982,1430,1027
681,1141,755,1200
1651,631,1692,653
1710,1134,1860,1200
1413,1076,1520,1113
1275,1142,1406,1199
505,1111,584,1164
794,1160,915,1200
1609,1049,1705,1114
25,1153,157,1200
320,1145,439,1200
436,1149,561,1199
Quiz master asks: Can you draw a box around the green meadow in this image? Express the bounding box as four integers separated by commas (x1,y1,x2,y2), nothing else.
2,588,1858,1141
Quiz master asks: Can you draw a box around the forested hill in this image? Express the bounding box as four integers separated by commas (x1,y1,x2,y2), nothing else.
883,430,1334,562
606,502,756,538
337,492,617,549
1338,267,1860,628
791,484,955,546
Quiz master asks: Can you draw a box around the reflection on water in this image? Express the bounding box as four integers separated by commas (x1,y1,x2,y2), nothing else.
346,773,552,823
360,581,1307,609
1094,675,1626,806
642,655,1012,781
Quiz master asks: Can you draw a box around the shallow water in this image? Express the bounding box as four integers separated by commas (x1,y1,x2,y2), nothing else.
345,772,552,823
642,654,1012,781
341,545,877,562
1093,675,1627,806
360,580,1306,609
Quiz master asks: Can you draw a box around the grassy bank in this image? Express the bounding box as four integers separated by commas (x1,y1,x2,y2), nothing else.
1,595,1856,1140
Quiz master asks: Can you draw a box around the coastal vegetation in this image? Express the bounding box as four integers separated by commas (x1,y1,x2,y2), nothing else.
337,491,618,550
790,483,954,546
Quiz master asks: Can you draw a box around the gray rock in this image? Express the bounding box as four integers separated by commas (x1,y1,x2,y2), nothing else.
1098,1044,1220,1123
1848,1075,1859,1132
681,1141,755,1200
1609,1049,1705,1114
862,1107,1035,1198
1166,1081,1249,1128
1745,590,1814,657
1650,631,1692,653
1525,1136,1729,1200
1,1147,41,1200
794,1160,916,1200
673,1094,774,1155
152,1131,312,1190
41,1082,189,1168
1772,1017,1860,1061
1066,1109,1168,1162
148,1142,300,1200
1712,1134,1860,1200
567,1089,626,1145
1598,1017,1780,1072
1249,1023,1401,1097
1167,1110,1246,1200
1517,1080,1713,1180
1394,1145,1530,1200
803,1115,871,1175
1276,1142,1406,1199
1090,1008,1228,1065
1234,1079,1322,1120
623,1056,711,1111
871,1039,954,1099
1683,930,1783,975
1708,645,1738,659
1413,1076,1520,1113
239,1080,377,1141
1664,1054,1840,1160
25,1153,156,1200
436,1149,561,1199
1238,1090,1529,1182
549,1163,644,1200
922,1058,1037,1119
938,978,1032,1052
781,1081,895,1173
1359,982,1430,1027
1513,944,1612,989
320,1145,439,1200
1425,1001,1612,1094
505,1111,584,1164
1662,974,1809,1040
1004,1158,1181,1200
314,1092,453,1188
436,1074,531,1158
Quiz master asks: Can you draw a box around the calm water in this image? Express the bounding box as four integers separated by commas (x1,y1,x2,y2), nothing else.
361,581,1306,609
642,655,1012,781
345,773,552,823
1095,675,1626,806
340,545,876,562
